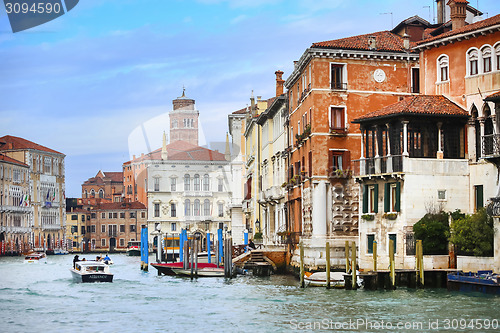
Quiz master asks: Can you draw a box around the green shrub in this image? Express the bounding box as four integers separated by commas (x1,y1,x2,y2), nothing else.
449,208,493,257
413,212,450,255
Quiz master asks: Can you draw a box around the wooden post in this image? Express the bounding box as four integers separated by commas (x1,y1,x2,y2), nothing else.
417,239,424,287
228,237,233,278
415,240,420,287
345,240,350,273
351,241,357,289
299,241,304,288
326,242,331,289
190,239,194,279
183,240,189,270
215,240,219,268
389,239,395,288
373,240,377,272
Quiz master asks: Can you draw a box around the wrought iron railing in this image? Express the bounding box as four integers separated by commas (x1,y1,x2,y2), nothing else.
487,197,500,217
482,134,500,157
331,82,347,90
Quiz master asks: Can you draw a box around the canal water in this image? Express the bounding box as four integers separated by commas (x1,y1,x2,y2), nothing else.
0,254,498,333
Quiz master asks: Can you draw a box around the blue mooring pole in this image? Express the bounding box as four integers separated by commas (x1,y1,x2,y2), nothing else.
140,227,149,271
218,228,223,266
207,232,211,264
179,229,184,262
244,230,248,252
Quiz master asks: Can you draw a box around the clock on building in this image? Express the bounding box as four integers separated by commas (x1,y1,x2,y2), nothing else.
373,69,386,83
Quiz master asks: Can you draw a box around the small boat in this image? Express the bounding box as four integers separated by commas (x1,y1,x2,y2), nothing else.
70,260,113,283
304,271,346,288
447,270,500,295
24,252,47,263
304,271,363,288
126,241,141,256
54,249,69,255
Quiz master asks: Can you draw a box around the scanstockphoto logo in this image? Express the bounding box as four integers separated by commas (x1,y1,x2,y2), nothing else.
3,0,79,33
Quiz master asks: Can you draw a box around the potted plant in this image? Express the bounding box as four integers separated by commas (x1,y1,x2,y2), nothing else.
253,232,263,244
361,214,375,221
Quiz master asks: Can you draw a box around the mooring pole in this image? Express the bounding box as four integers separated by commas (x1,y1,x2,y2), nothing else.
351,241,357,290
326,242,331,289
140,227,148,271
194,239,199,278
179,229,184,263
215,240,219,268
190,239,194,279
345,240,350,273
207,232,211,264
416,239,424,287
299,241,305,288
218,229,223,266
389,239,395,289
183,240,189,270
373,240,377,272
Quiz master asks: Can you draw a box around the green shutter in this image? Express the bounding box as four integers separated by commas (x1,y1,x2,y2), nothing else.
367,235,374,254
395,182,401,212
374,184,379,213
384,183,390,212
363,185,368,213
476,185,484,210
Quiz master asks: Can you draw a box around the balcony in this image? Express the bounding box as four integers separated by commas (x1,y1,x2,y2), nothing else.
331,82,347,90
482,134,500,158
184,215,214,222
352,155,403,177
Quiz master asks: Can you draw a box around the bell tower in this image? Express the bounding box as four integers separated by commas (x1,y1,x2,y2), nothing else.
169,88,199,146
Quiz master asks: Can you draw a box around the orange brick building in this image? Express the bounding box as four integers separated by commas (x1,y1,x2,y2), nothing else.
81,170,123,202
284,29,419,266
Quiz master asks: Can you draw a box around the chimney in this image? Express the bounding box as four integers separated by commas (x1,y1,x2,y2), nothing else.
449,0,468,30
436,0,445,24
403,33,410,49
275,70,285,97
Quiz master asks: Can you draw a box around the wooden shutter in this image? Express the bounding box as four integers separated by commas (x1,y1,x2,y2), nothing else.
373,184,379,213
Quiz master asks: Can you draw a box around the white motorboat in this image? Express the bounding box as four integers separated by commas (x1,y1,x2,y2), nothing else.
24,252,47,263
304,271,363,288
70,260,113,283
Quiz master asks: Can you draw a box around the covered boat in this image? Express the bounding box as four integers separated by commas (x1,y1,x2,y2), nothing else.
126,241,141,256
70,260,113,283
447,271,500,295
151,262,222,276
24,252,47,263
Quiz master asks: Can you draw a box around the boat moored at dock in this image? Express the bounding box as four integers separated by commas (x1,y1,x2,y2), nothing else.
126,241,141,256
447,271,500,295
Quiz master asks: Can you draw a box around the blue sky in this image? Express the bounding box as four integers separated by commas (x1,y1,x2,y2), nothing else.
1,0,499,197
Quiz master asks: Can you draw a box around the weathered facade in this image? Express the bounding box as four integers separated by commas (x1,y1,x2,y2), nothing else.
284,29,419,268
0,135,66,253
0,154,31,254
353,95,470,270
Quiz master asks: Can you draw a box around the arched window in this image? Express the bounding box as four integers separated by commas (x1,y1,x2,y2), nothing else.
438,55,448,82
84,190,88,198
173,119,178,128
482,46,492,73
484,105,494,155
194,199,200,216
471,106,480,161
495,44,500,70
90,189,95,198
203,174,210,191
194,174,200,191
184,174,190,191
468,49,478,75
204,199,210,216
184,199,191,216
98,189,104,198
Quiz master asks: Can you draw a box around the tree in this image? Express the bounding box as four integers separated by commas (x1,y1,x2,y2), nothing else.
449,208,494,257
413,212,450,255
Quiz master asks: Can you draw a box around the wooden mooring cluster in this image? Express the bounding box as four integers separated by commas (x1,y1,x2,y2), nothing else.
300,239,458,290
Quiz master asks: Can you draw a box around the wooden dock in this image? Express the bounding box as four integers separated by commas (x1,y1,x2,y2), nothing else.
353,269,460,290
